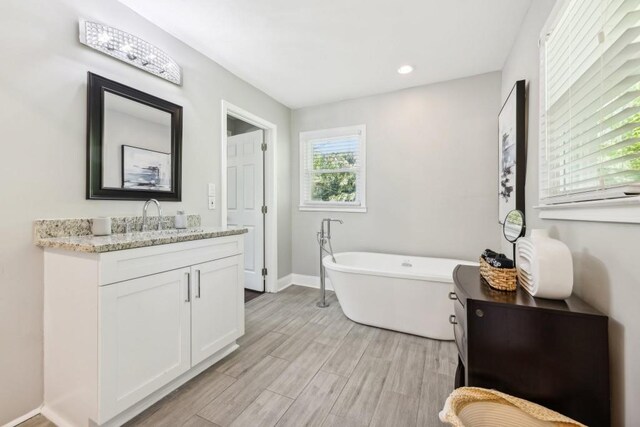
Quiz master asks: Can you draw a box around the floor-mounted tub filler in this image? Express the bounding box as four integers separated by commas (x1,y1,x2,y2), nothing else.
324,252,477,340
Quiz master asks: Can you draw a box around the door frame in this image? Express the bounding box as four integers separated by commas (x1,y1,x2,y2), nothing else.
221,100,278,293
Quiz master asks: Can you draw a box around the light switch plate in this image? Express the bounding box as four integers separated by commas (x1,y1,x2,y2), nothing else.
208,183,216,197
208,197,216,210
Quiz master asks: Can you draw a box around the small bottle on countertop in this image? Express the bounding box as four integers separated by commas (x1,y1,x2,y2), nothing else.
175,210,187,229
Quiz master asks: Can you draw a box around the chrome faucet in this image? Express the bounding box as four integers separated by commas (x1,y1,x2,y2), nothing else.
317,218,343,308
320,218,343,243
142,199,163,231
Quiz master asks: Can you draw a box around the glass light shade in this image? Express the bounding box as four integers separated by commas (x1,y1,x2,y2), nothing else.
79,19,182,85
397,65,414,74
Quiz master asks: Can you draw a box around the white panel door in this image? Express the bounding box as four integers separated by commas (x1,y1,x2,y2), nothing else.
227,129,264,291
99,267,191,421
191,255,244,365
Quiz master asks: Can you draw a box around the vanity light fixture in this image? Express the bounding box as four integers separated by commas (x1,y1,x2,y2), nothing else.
97,32,111,44
79,19,182,85
397,65,414,75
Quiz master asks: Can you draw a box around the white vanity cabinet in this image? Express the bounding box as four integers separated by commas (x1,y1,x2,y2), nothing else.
42,235,244,427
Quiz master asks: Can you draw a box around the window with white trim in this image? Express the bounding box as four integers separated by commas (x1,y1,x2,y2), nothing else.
299,125,366,212
539,0,640,207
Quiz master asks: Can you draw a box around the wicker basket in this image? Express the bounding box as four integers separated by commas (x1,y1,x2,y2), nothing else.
479,257,517,292
440,387,586,427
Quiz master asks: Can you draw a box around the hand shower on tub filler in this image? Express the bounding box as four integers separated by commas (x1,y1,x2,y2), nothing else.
317,218,343,262
317,218,343,308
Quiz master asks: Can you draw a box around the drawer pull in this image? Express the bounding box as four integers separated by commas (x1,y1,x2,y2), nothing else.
475,309,484,318
449,314,458,325
196,270,201,299
185,272,191,302
448,292,458,300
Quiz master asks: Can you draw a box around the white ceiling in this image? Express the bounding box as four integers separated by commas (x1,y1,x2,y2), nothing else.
118,0,532,109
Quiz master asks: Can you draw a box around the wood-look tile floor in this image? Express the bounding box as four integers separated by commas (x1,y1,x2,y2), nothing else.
26,285,456,427
17,416,55,427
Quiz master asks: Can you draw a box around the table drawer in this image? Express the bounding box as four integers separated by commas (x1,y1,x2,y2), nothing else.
452,300,466,364
452,282,467,308
454,298,466,334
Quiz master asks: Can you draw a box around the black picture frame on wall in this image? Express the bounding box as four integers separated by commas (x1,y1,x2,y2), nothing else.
498,80,526,224
86,72,183,201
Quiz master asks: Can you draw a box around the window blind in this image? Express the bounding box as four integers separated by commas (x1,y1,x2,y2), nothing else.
301,134,363,205
540,0,640,203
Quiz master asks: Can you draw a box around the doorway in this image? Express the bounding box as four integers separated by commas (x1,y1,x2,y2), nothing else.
227,126,264,292
221,101,278,295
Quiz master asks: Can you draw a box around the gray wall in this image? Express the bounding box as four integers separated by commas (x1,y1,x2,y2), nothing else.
0,0,291,423
291,72,502,276
502,1,640,425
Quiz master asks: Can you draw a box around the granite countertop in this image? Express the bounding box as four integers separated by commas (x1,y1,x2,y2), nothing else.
36,226,248,253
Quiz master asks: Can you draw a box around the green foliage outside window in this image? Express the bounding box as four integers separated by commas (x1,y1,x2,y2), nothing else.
311,151,357,202
603,108,640,185
610,112,640,167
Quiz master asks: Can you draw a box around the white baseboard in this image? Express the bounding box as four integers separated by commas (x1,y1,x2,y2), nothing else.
2,407,42,427
40,407,71,427
276,274,293,292
290,273,334,291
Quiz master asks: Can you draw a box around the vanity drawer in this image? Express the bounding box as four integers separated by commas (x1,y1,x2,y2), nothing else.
99,236,243,285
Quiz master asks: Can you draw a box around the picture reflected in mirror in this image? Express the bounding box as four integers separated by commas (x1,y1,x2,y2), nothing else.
122,145,171,191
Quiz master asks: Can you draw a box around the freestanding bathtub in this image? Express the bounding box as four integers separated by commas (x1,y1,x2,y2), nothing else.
323,252,477,340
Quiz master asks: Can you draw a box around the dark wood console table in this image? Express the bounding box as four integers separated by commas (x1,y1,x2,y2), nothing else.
451,265,610,426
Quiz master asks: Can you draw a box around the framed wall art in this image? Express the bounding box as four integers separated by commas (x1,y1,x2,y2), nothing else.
498,80,526,224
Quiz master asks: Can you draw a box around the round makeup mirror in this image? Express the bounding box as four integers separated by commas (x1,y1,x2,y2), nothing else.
503,209,526,243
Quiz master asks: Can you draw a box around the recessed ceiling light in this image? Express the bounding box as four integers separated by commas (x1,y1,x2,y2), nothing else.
397,65,414,74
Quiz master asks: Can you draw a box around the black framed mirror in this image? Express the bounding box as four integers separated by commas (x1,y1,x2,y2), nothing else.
86,72,183,201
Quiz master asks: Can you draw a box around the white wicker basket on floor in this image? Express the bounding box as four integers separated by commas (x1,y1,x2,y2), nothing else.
439,387,586,427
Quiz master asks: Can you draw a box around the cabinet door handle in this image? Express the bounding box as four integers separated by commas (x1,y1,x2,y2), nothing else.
185,272,191,302
196,270,201,299
449,314,458,325
448,292,458,300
